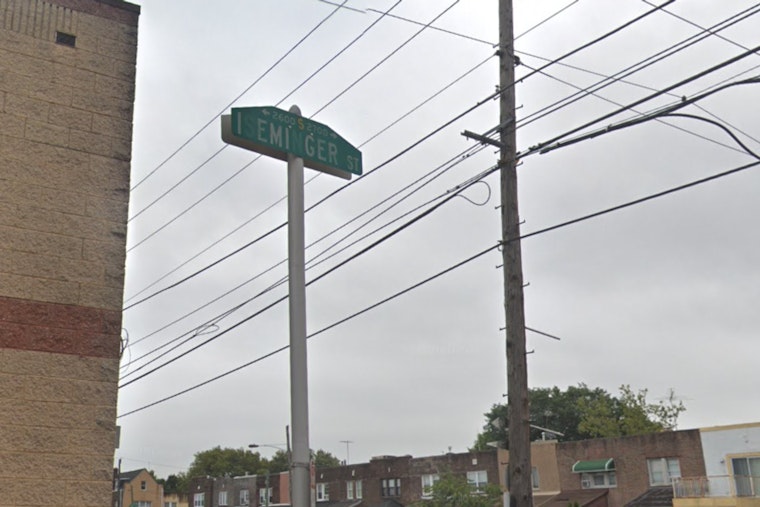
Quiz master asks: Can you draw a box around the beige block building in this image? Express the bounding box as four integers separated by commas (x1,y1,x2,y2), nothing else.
114,469,164,507
0,0,139,506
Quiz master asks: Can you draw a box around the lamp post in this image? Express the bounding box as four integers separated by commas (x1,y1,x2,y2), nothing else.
249,439,291,507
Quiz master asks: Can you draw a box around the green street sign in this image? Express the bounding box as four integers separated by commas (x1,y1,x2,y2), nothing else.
224,106,362,178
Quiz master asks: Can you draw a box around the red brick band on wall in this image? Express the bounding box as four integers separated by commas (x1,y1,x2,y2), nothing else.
0,295,122,359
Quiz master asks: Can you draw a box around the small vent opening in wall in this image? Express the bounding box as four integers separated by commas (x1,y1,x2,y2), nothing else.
55,31,76,47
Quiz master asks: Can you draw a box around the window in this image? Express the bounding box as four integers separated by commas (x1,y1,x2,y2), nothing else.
467,470,488,493
240,489,249,506
316,483,329,501
55,31,76,47
381,478,401,497
647,458,682,486
135,503,151,507
193,493,205,507
421,474,440,498
164,503,177,507
218,491,228,506
531,467,540,490
581,472,616,489
141,480,148,491
347,480,362,500
259,487,272,506
732,457,760,497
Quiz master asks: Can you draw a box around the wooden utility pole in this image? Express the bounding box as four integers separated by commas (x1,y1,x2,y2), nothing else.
499,1,532,507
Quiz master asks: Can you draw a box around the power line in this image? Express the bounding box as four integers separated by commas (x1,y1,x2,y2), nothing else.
513,3,760,136
125,0,465,253
125,79,760,381
119,164,498,388
121,145,488,372
123,53,495,306
120,0,696,360
519,60,757,156
366,0,581,45
515,49,760,148
121,1,687,364
525,42,760,156
536,75,760,155
129,0,682,263
121,6,752,366
129,1,349,192
118,155,760,417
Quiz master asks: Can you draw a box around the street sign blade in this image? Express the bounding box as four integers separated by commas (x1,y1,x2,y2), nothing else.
222,115,351,180
225,106,362,177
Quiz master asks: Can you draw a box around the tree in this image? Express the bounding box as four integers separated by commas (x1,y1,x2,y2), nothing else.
472,384,685,449
313,449,341,469
187,446,267,478
268,449,290,474
415,472,501,507
182,446,341,480
578,385,685,438
163,473,188,495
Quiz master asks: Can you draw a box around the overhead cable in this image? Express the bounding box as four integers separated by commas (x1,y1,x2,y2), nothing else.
126,0,463,252
128,0,672,242
129,0,349,192
523,43,760,157
121,144,489,370
119,163,498,387
118,155,760,416
514,2,760,135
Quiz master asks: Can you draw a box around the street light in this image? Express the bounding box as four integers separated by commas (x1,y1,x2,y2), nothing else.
249,443,287,450
249,428,293,507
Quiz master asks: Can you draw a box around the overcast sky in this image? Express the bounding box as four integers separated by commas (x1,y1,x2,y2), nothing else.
116,0,760,478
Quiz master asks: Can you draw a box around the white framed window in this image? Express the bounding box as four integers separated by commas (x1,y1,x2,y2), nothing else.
531,467,540,490
193,493,205,507
347,480,362,499
381,478,400,497
732,456,760,496
421,474,440,498
240,489,249,506
467,470,488,493
218,491,228,506
164,503,177,507
259,487,272,506
581,472,616,489
647,458,682,486
135,502,151,507
141,481,148,491
316,483,329,501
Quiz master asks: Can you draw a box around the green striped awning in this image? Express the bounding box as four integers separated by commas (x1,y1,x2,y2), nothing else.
572,458,615,473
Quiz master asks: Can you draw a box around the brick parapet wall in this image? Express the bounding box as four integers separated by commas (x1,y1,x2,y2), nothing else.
556,430,706,507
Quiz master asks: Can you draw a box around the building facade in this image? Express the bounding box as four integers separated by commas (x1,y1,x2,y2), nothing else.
115,469,164,507
0,0,139,505
188,450,500,507
674,422,760,507
554,429,705,507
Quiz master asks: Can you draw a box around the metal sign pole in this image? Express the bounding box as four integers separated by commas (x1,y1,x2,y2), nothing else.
221,102,360,507
287,105,310,507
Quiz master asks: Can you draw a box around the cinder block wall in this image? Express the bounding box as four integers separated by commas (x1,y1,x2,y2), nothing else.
0,0,139,505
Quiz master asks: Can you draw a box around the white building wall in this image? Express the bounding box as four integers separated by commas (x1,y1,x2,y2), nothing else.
700,423,760,497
